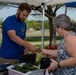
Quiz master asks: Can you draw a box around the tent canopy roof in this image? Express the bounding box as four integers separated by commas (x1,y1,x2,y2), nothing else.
66,1,76,7
0,0,76,6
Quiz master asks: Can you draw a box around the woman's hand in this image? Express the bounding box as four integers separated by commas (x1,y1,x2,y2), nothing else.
48,59,58,72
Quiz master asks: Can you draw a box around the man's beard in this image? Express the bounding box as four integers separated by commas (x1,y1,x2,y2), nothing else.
17,13,22,22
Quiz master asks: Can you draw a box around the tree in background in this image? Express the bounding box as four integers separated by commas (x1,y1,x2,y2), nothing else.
31,5,62,46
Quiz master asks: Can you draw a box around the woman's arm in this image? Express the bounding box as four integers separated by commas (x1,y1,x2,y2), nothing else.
60,35,76,68
41,49,58,57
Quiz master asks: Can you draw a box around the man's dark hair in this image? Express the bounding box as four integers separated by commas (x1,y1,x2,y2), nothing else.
19,3,31,13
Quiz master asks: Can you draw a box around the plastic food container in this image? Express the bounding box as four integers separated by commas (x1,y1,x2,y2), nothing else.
7,63,44,75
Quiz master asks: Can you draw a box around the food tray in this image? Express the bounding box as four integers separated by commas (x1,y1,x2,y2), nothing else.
7,63,44,75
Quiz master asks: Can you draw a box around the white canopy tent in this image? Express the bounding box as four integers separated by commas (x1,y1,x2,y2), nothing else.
0,0,76,6
0,0,76,49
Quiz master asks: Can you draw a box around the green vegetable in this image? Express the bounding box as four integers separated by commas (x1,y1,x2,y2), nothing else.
12,63,38,73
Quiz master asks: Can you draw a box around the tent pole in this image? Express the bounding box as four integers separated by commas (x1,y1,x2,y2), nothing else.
41,3,45,49
65,6,67,15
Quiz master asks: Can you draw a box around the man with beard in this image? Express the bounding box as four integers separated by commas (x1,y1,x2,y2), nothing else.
0,3,36,64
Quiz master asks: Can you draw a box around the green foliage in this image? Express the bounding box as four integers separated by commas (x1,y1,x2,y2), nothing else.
31,20,41,29
24,19,31,28
0,20,2,29
26,36,62,42
44,20,49,29
26,37,49,41
24,19,49,29
71,19,76,23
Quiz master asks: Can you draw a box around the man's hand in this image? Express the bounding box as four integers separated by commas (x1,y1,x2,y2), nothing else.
24,48,29,54
26,42,36,52
36,48,42,52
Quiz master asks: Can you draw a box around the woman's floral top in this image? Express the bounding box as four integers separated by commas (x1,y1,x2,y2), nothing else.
57,31,76,75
